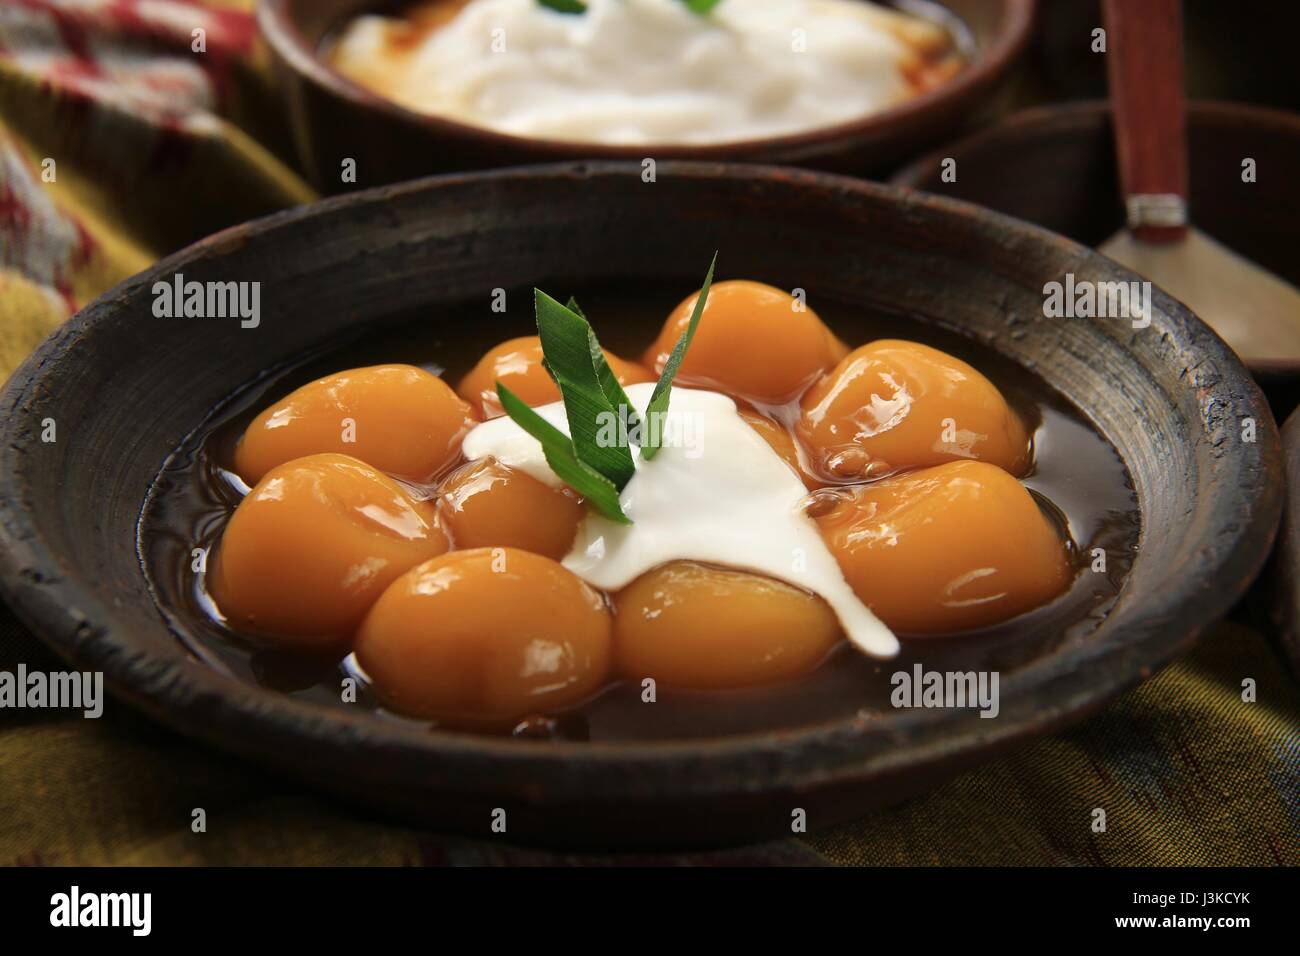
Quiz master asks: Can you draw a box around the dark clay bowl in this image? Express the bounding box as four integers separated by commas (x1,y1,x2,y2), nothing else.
890,100,1300,381
0,163,1281,847
1267,408,1300,679
258,0,1035,192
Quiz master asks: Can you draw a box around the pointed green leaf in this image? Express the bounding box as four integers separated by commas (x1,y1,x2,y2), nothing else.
640,252,717,461
495,383,630,524
535,290,636,488
588,327,644,440
538,0,717,19
566,297,644,442
537,0,587,13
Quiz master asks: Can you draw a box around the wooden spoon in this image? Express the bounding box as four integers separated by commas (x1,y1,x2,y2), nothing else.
1099,0,1300,367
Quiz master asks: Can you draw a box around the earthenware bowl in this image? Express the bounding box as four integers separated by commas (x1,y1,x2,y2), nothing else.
1267,408,1300,679
0,162,1280,846
890,100,1300,383
258,0,1036,191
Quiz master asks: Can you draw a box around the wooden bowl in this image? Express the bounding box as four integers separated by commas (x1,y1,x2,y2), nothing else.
0,163,1280,847
890,100,1300,382
258,0,1036,191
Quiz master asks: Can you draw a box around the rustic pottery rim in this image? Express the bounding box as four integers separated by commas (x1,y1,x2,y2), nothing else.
0,162,1281,826
890,98,1300,378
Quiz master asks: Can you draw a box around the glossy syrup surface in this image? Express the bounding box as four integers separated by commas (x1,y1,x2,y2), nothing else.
138,279,1140,742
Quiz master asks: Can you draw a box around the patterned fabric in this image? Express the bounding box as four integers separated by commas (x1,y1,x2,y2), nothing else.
0,0,313,379
1,1,1297,866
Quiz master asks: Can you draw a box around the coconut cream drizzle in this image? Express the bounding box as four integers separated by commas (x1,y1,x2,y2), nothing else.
461,381,899,657
330,0,944,146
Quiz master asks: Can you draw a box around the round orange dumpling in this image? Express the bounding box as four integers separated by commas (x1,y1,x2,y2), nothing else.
613,562,841,689
234,364,477,486
738,409,825,491
644,280,849,404
210,453,449,646
437,457,583,559
815,460,1072,633
798,340,1031,480
457,335,653,418
355,549,612,722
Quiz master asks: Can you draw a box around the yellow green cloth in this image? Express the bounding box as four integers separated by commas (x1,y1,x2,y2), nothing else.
4,600,1296,865
1,0,1297,866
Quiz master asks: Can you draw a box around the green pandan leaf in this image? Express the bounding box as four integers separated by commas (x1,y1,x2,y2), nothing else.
537,0,719,17
495,256,717,516
495,383,630,524
680,0,723,15
639,252,717,460
537,0,587,14
565,298,641,438
535,290,637,489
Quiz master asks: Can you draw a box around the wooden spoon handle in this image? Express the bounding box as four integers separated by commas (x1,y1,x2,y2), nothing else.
1102,0,1188,243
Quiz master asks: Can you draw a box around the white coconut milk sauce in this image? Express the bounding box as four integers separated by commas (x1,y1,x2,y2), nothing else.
329,0,958,145
462,381,900,658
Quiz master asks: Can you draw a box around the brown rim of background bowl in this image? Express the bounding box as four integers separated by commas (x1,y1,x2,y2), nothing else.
890,99,1300,379
257,0,1036,185
0,162,1281,847
1268,407,1300,679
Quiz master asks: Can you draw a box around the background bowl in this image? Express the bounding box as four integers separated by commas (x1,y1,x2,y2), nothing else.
258,0,1036,191
1267,408,1300,679
0,163,1280,846
890,100,1300,386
